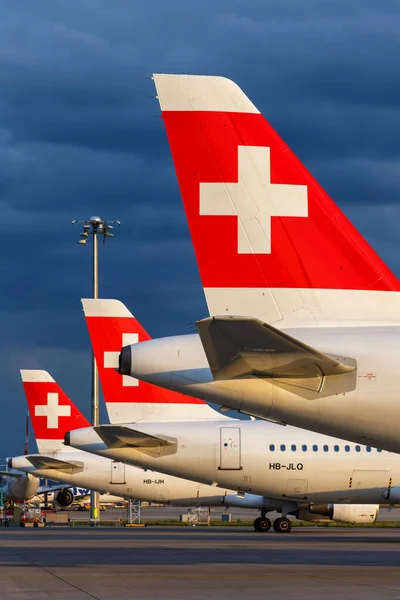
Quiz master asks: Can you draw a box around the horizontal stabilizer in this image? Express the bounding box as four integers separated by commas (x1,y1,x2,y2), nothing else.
94,425,177,451
27,455,83,474
196,316,356,392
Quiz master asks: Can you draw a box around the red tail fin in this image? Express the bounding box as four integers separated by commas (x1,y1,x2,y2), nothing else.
21,370,90,453
82,298,221,422
154,74,400,326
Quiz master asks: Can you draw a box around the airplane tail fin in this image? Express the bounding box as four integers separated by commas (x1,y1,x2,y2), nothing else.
153,73,400,327
20,370,90,454
82,298,222,422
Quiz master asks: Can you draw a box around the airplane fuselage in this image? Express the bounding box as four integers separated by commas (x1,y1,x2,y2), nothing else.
11,449,237,506
67,418,400,505
122,325,400,453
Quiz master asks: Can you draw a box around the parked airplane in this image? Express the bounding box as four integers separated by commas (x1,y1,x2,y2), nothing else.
117,73,400,454
23,362,370,532
10,370,245,512
66,297,400,533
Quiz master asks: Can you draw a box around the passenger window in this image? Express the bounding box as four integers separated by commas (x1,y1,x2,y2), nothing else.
377,448,382,453
312,445,318,452
366,446,371,452
291,444,296,451
269,444,275,451
334,445,339,452
280,444,286,451
355,445,361,452
302,444,307,452
323,445,329,452
345,445,350,452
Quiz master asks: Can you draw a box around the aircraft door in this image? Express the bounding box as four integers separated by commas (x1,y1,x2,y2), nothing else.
219,427,242,470
111,461,126,484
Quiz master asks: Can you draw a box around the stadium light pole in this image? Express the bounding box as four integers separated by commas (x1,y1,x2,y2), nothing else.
72,216,120,526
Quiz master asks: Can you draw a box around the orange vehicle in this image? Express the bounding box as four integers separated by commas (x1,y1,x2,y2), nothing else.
20,507,44,528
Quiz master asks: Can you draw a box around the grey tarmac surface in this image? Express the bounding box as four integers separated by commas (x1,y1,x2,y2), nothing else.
1,526,400,599
70,505,400,522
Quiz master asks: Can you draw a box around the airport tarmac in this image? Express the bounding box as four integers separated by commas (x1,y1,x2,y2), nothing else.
71,504,400,522
1,526,400,599
70,505,262,522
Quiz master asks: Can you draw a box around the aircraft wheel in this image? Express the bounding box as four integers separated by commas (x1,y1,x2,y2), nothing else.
254,516,271,532
34,522,38,528
19,522,25,527
273,517,292,533
258,517,271,532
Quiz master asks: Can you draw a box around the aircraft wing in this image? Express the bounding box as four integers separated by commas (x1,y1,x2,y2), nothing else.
94,425,177,455
37,483,71,494
27,456,84,474
0,471,24,478
196,316,356,392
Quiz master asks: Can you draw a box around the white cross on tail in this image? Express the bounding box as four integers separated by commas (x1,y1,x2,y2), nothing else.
200,146,308,254
103,333,139,386
35,393,71,429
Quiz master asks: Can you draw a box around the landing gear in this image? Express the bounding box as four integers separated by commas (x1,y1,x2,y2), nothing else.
254,516,271,532
273,517,292,533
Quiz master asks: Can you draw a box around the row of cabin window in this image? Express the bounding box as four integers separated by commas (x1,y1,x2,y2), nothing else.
269,444,382,453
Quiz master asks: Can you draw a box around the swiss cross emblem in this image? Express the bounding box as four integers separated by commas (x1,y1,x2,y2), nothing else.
200,146,308,254
103,333,139,386
35,392,71,429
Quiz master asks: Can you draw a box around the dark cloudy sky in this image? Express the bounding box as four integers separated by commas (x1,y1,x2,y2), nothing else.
1,0,399,458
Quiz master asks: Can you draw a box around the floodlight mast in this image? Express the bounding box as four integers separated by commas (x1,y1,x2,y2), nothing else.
72,216,120,526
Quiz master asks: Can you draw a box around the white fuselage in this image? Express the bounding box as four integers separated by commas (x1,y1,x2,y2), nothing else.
11,449,237,507
124,326,400,453
68,418,400,505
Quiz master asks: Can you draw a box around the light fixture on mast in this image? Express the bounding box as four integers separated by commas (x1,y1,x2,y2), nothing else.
72,216,120,526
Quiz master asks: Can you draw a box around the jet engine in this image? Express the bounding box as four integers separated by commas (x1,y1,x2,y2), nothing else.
54,489,74,508
298,504,379,524
6,473,39,501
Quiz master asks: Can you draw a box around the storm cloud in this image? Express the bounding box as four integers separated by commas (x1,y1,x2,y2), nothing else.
0,0,399,456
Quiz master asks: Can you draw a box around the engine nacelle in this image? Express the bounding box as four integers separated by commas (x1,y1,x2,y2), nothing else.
54,489,74,508
383,485,400,504
299,504,379,524
6,473,39,501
